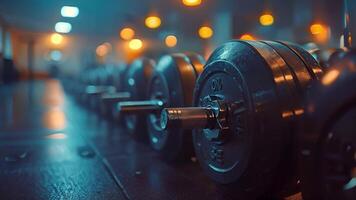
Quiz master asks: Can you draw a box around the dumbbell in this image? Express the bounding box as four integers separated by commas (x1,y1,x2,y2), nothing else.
99,57,156,122
84,67,117,110
68,68,93,102
116,53,205,160
79,65,128,113
310,48,345,70
303,43,346,71
161,40,323,198
299,50,356,200
74,68,99,104
97,64,130,118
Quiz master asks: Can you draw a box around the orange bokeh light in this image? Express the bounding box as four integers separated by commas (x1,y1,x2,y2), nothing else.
165,35,178,48
129,39,143,50
96,42,112,57
145,16,161,29
310,23,330,43
50,33,63,45
322,69,340,85
182,0,202,7
120,27,135,40
43,108,67,130
240,34,255,40
310,24,326,35
198,26,213,39
259,14,274,26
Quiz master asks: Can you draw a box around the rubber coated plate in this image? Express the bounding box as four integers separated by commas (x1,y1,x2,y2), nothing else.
147,54,199,160
300,51,356,200
279,42,324,80
123,58,155,139
193,41,297,198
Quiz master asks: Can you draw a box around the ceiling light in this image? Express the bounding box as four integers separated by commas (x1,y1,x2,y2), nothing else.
55,22,72,33
120,27,135,40
61,6,79,18
259,14,274,26
129,39,143,50
182,0,202,7
50,50,63,61
165,35,177,48
145,16,161,29
50,33,63,45
240,34,255,40
198,26,213,39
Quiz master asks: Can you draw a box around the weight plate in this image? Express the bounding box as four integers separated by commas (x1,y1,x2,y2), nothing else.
92,67,114,111
300,50,356,200
123,58,155,139
246,41,300,126
185,52,205,77
279,41,324,80
192,40,301,198
263,41,324,195
328,49,348,69
116,64,129,92
147,53,204,160
100,65,128,119
311,48,339,70
267,41,313,92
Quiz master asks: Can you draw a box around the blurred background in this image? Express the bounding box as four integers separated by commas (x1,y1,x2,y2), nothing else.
0,0,353,82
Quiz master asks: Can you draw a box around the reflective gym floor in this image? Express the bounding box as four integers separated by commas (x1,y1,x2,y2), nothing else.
0,79,238,200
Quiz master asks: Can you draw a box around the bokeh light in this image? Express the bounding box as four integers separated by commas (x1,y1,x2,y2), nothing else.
96,42,112,57
145,16,161,29
322,69,340,85
259,14,274,26
120,27,135,40
310,23,330,43
55,22,72,33
61,6,79,18
240,34,255,40
310,24,326,35
49,50,63,61
165,35,178,48
43,108,66,130
198,26,213,39
50,33,63,45
182,0,202,7
129,39,143,50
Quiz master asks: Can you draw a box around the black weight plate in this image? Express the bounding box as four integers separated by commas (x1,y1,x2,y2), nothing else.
279,41,324,80
98,67,108,86
93,68,102,85
113,64,129,92
246,41,298,123
235,40,299,194
311,48,340,70
100,65,128,120
192,40,298,198
184,52,205,77
84,69,99,108
300,50,356,200
92,67,114,111
328,49,347,69
147,53,203,161
105,65,117,87
265,41,313,93
262,41,318,195
122,58,155,139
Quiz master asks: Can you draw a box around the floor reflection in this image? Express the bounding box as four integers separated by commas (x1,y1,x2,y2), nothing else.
45,133,67,140
0,79,254,199
42,108,67,130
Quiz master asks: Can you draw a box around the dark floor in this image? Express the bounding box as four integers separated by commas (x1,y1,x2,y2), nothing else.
0,79,247,200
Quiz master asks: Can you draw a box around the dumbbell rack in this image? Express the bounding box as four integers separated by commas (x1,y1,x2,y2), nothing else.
58,1,355,199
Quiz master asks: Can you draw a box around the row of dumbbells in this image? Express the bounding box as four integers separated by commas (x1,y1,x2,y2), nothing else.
62,40,355,200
